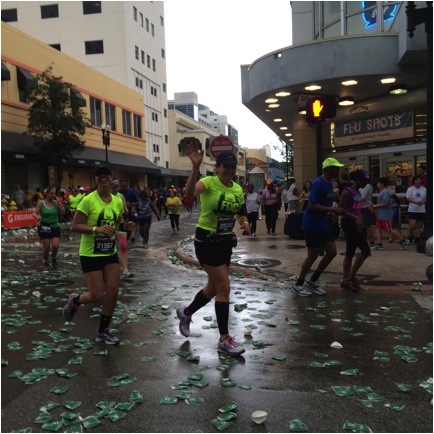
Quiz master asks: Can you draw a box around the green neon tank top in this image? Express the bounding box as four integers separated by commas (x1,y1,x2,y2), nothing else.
197,176,244,234
77,190,124,257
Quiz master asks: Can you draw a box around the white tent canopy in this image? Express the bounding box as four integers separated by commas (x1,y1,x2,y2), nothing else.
249,166,266,175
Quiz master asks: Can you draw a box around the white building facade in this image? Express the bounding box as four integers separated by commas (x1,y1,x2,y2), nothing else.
1,1,169,170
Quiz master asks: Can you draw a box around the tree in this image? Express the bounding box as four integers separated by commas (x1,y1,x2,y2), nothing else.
25,65,90,187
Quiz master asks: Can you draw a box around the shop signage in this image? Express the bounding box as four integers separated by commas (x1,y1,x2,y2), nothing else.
334,109,413,147
3,211,38,229
363,1,398,28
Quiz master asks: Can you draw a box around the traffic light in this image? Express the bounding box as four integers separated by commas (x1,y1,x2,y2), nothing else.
305,96,337,124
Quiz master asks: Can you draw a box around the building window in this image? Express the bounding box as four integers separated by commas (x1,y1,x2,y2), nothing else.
17,67,36,104
85,40,104,54
83,1,101,14
135,77,143,89
145,18,149,32
1,8,17,22
161,48,165,59
141,50,145,64
153,144,159,153
140,12,144,26
151,23,155,36
50,44,61,51
133,114,142,138
122,110,131,135
152,58,156,72
164,109,167,118
150,86,157,97
147,55,151,68
152,112,158,122
90,97,102,126
163,83,166,93
133,6,137,21
160,15,164,26
41,4,59,19
135,45,139,60
165,134,168,144
105,102,116,131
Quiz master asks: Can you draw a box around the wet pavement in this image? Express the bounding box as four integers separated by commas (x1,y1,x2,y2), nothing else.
1,208,432,433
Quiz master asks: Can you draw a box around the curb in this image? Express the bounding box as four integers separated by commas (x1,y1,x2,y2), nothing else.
174,245,273,280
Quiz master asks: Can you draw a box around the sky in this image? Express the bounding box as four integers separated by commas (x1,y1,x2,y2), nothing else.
163,0,293,161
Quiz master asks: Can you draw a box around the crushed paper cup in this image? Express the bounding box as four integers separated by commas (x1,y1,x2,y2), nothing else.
32,291,41,298
244,327,253,336
251,410,268,425
330,341,343,349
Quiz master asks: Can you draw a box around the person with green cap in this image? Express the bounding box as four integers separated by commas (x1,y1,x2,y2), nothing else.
292,157,346,297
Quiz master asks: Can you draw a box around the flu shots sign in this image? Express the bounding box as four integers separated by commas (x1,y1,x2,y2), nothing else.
334,110,413,147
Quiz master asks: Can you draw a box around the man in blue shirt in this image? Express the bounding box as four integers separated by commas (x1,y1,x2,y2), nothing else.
292,158,346,297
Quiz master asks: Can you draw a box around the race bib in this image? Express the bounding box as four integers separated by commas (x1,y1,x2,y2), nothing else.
94,236,115,254
216,218,235,234
38,223,52,234
168,204,177,212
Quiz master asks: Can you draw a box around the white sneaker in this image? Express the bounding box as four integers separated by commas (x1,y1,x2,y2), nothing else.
122,269,134,279
252,233,256,237
292,284,312,297
305,280,327,296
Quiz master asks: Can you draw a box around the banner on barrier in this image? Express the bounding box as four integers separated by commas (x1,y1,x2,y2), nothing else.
3,211,38,229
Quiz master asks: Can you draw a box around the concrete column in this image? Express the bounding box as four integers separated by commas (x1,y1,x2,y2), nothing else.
292,116,318,184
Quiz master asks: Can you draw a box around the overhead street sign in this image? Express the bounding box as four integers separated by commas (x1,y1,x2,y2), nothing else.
209,135,234,159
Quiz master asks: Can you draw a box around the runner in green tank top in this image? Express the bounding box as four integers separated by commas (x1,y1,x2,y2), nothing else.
176,142,250,357
32,185,65,267
63,165,134,345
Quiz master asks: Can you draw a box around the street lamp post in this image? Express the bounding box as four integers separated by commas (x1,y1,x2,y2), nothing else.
101,123,111,163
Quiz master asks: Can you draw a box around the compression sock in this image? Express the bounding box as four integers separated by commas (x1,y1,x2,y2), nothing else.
215,301,230,336
185,290,211,316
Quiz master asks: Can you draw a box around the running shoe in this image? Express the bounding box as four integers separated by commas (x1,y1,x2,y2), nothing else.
400,239,410,250
340,278,361,292
176,306,192,337
63,292,79,322
291,284,312,297
305,280,327,296
95,328,119,345
217,335,245,357
122,269,135,279
370,244,384,251
143,243,148,249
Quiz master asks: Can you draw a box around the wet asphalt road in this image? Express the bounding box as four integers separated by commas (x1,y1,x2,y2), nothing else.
1,210,432,433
